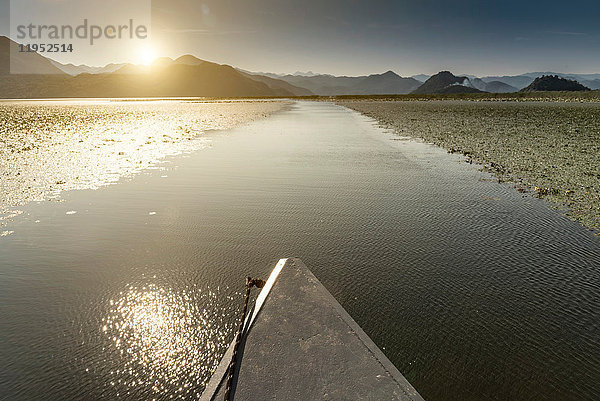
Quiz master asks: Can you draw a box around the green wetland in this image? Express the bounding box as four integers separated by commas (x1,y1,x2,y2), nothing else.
339,99,600,230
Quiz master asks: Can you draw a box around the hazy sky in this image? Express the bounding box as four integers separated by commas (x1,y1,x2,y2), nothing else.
1,0,599,76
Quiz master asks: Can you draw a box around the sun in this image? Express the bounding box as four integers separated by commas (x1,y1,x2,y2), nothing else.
138,44,157,66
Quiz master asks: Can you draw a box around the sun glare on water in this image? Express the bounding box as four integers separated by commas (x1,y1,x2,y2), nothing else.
100,283,238,398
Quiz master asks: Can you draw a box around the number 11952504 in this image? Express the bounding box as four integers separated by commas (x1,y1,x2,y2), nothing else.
19,43,73,53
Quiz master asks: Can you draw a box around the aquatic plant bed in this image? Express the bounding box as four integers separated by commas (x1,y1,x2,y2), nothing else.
329,90,600,102
339,100,600,230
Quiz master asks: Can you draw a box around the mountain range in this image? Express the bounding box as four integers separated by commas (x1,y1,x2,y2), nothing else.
0,36,308,98
412,72,600,91
1,35,598,98
409,71,527,94
49,61,127,75
480,72,600,91
267,71,421,95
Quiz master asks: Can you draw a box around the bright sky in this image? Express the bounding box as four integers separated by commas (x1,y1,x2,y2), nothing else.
1,0,599,76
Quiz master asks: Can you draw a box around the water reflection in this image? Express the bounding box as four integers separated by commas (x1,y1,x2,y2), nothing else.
0,100,287,229
101,284,237,399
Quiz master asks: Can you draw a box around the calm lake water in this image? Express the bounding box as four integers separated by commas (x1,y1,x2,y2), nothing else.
2,101,600,401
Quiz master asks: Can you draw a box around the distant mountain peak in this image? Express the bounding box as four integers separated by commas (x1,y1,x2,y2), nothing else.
411,71,482,94
520,75,590,92
174,55,206,65
1,35,65,75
